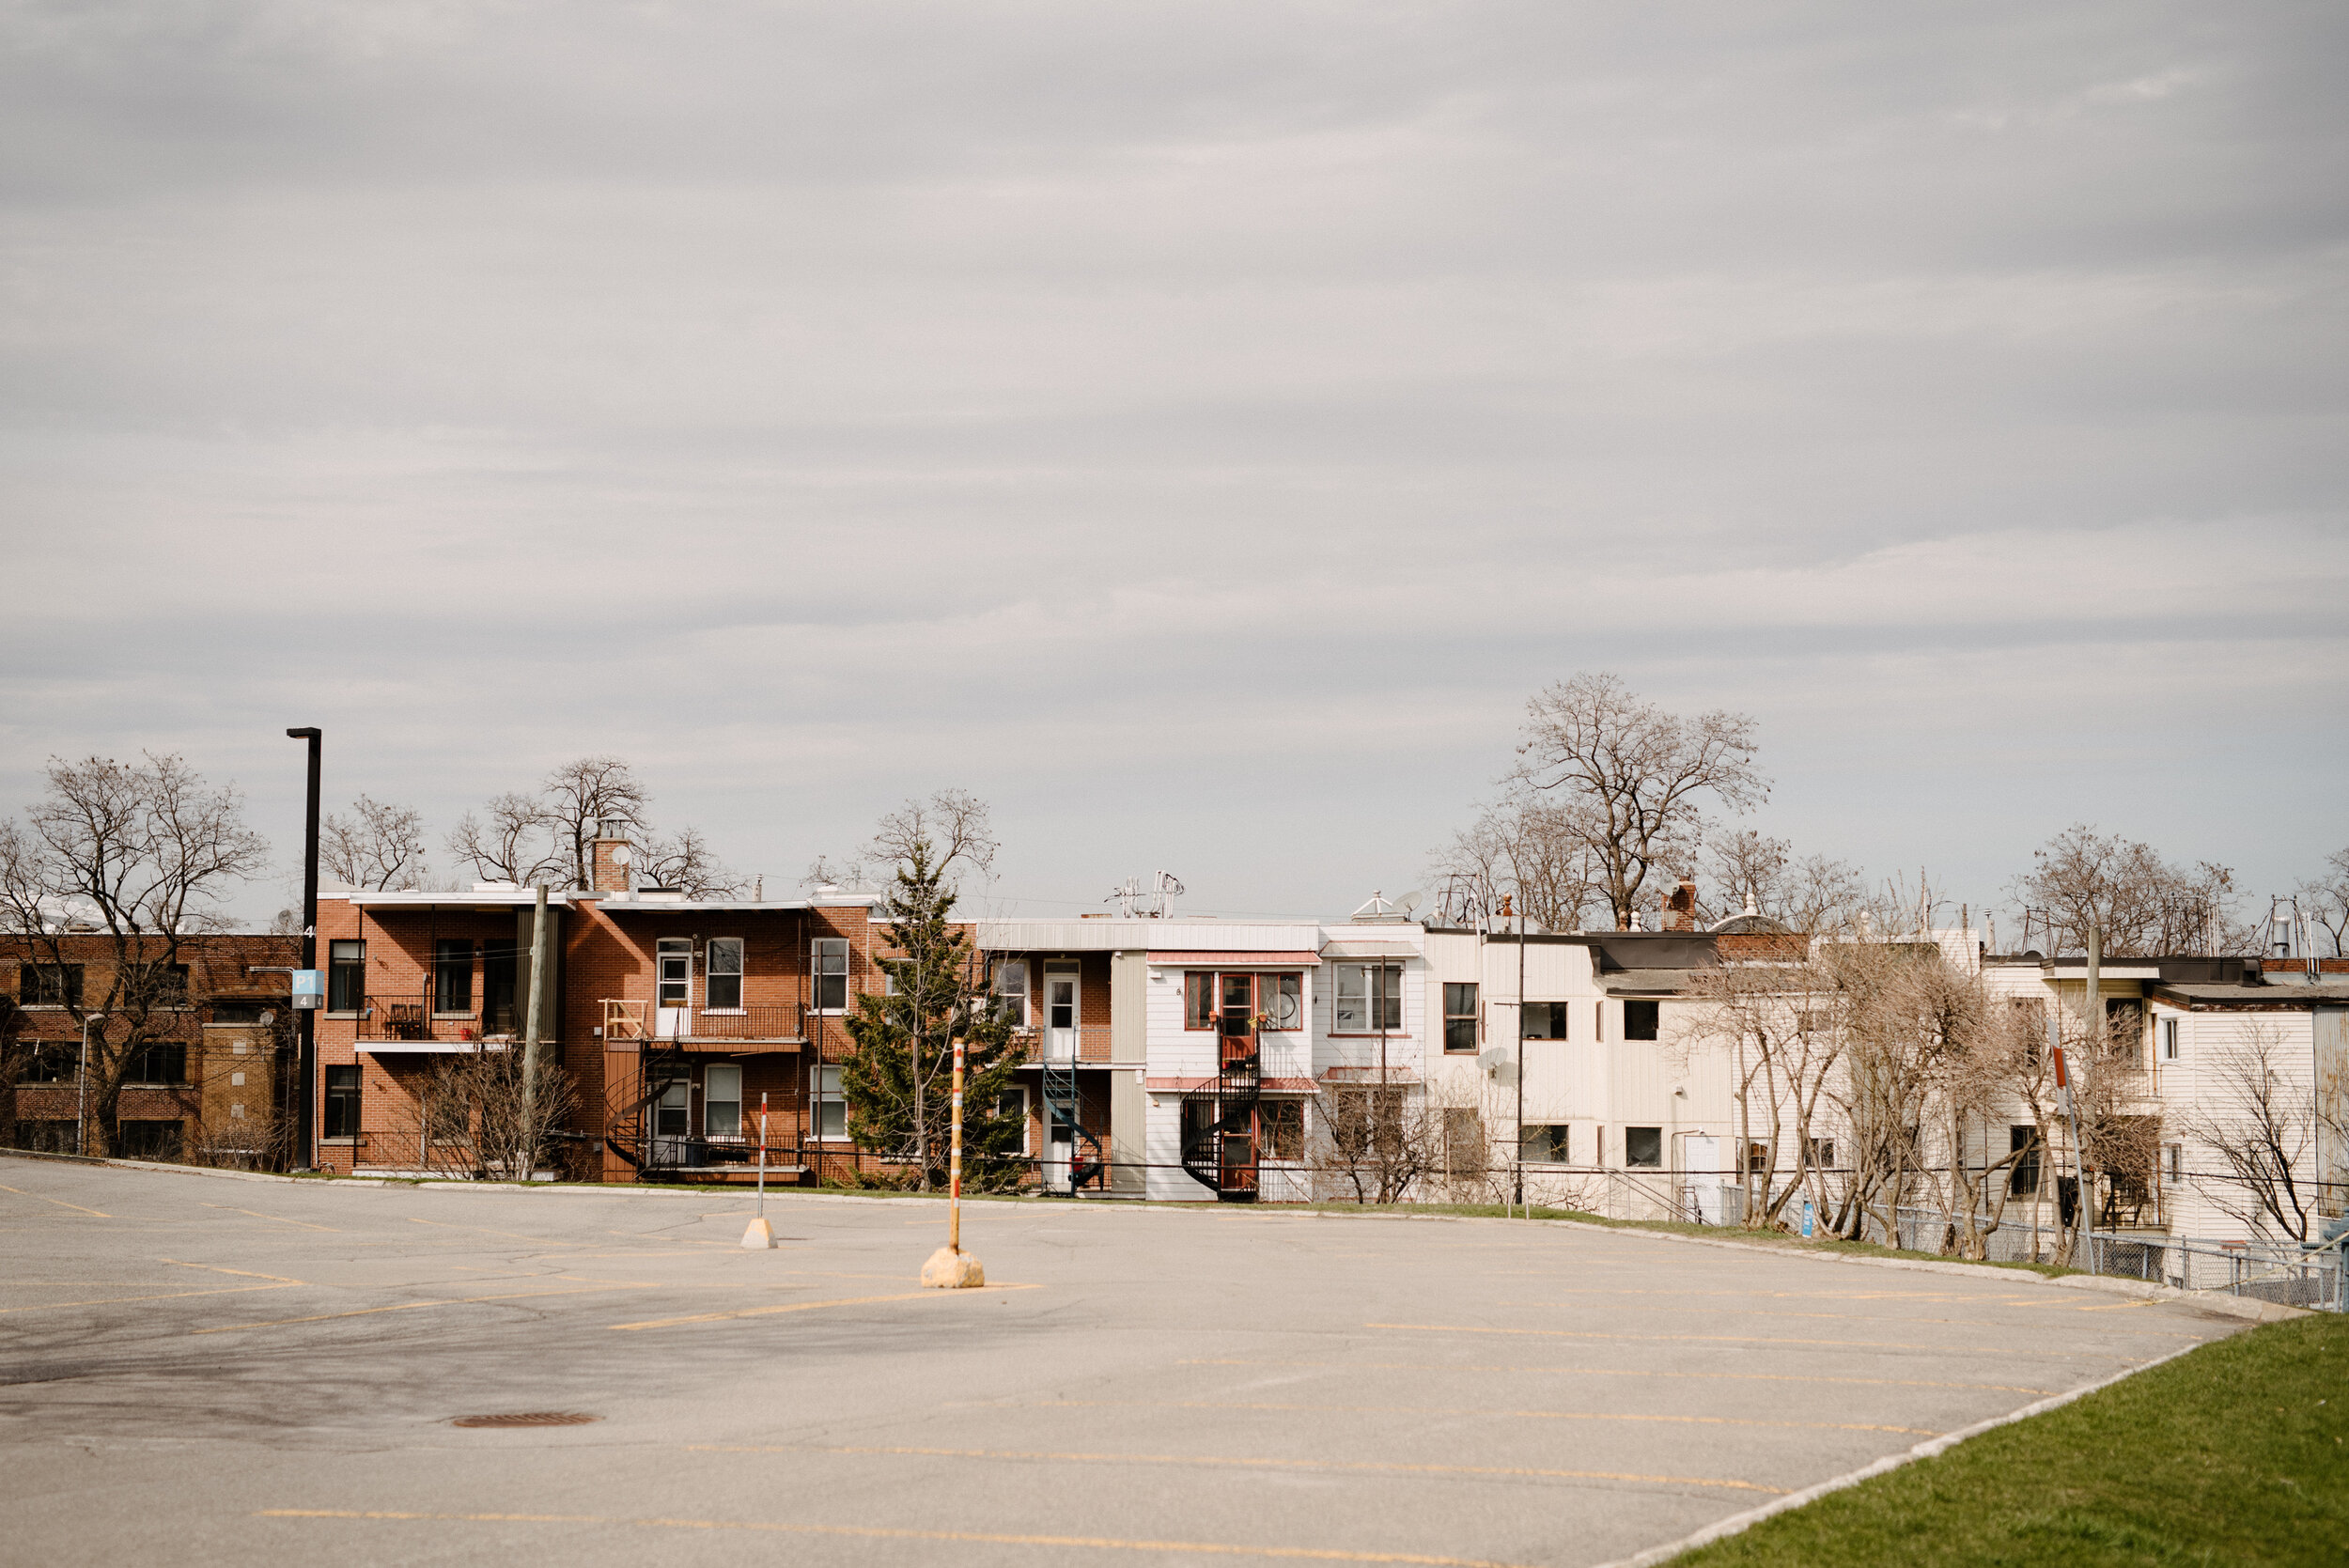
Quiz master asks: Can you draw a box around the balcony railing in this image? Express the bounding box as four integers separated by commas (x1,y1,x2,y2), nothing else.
599,1000,807,1045
1019,1024,1116,1064
354,999,513,1046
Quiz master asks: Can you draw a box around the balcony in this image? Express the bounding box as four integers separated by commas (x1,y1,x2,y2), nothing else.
599,1000,807,1048
355,999,517,1049
1017,1024,1114,1064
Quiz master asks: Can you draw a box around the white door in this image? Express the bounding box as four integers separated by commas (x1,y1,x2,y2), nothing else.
656,939,692,1039
1044,969,1079,1063
1684,1135,1723,1224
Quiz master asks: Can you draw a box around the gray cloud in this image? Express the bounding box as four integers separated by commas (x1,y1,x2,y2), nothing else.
2,2,2342,924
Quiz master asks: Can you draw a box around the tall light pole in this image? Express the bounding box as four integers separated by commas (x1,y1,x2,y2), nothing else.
287,727,321,1171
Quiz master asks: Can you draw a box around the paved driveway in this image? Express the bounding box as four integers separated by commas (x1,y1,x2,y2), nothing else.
0,1157,2245,1566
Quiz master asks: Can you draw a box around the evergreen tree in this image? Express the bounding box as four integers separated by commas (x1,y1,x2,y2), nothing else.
837,839,1023,1189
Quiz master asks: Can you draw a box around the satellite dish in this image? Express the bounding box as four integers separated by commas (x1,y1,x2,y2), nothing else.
613,846,632,867
259,1010,276,1026
1393,890,1425,916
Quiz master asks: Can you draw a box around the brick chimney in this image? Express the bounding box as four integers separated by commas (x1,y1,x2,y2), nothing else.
591,822,633,894
1664,879,1699,932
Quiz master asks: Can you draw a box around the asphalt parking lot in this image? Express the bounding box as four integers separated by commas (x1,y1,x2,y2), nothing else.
1,1156,2247,1567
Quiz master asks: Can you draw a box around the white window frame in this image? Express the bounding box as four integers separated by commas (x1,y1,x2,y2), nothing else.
706,938,745,1013
2159,1015,2181,1063
704,1064,743,1139
812,938,849,1014
1332,963,1404,1034
992,960,1030,1028
813,1063,848,1139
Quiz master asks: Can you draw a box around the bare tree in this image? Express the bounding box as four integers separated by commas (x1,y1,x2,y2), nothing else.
2181,1025,2321,1242
2010,824,2243,957
639,826,748,898
811,788,1000,893
1430,792,1607,931
1703,830,1867,932
446,758,695,893
1311,1085,1438,1204
1511,673,1769,930
389,1048,579,1180
320,794,429,890
542,756,650,890
446,792,563,886
2299,846,2349,958
0,754,269,1156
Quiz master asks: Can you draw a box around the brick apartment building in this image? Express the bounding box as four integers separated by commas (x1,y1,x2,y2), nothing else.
313,828,901,1183
1,931,297,1161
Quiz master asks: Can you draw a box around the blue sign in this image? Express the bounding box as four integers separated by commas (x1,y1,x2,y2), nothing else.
1801,1199,1816,1239
291,970,325,1010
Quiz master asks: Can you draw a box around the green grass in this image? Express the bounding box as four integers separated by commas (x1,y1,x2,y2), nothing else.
1672,1312,2349,1568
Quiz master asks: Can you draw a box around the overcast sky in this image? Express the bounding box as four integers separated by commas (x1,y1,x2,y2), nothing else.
2,2,2342,929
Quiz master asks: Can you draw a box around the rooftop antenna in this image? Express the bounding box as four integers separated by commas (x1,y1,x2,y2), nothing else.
1109,871,1185,918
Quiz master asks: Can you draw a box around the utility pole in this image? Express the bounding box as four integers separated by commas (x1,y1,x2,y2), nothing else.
521,882,549,1180
1504,893,1525,1218
286,727,321,1171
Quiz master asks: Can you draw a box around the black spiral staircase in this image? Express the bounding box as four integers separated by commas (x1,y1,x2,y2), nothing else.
1179,1009,1260,1201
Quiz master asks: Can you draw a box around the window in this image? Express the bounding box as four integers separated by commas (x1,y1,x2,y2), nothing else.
2164,1141,2184,1185
706,939,744,1011
328,940,366,1012
1807,1137,1836,1172
124,1040,187,1084
1520,1124,1570,1163
433,939,473,1015
1521,1001,1570,1040
1180,1095,1217,1163
1333,964,1403,1032
2009,1126,2041,1196
2159,1017,2181,1063
1747,1141,1770,1175
1184,971,1215,1031
124,961,190,1006
1261,973,1303,1031
1625,1126,1663,1168
992,960,1029,1028
322,1065,361,1139
1443,1108,1484,1173
1623,1000,1660,1042
16,1120,77,1154
117,1120,183,1160
2104,998,2145,1057
1259,1100,1302,1161
704,1064,742,1139
1443,983,1480,1053
21,964,82,1007
23,1044,77,1083
814,1064,847,1138
211,998,271,1024
813,939,848,1013
996,1087,1031,1155
481,943,518,1033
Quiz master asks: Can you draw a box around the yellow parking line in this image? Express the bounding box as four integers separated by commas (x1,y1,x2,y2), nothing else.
255,1509,1532,1565
1178,1358,2057,1396
1368,1322,2108,1358
192,1285,652,1335
686,1441,1785,1496
202,1203,340,1232
0,1183,110,1218
162,1257,305,1283
609,1283,1038,1331
1030,1399,1934,1436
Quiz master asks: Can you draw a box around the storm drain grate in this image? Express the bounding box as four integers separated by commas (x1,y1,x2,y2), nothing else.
450,1411,601,1429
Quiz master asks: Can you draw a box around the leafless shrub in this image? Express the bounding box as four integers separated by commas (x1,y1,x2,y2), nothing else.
1311,1085,1438,1204
2181,1025,2323,1243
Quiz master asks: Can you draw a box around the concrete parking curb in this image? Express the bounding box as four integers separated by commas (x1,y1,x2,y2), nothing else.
1591,1337,2213,1568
